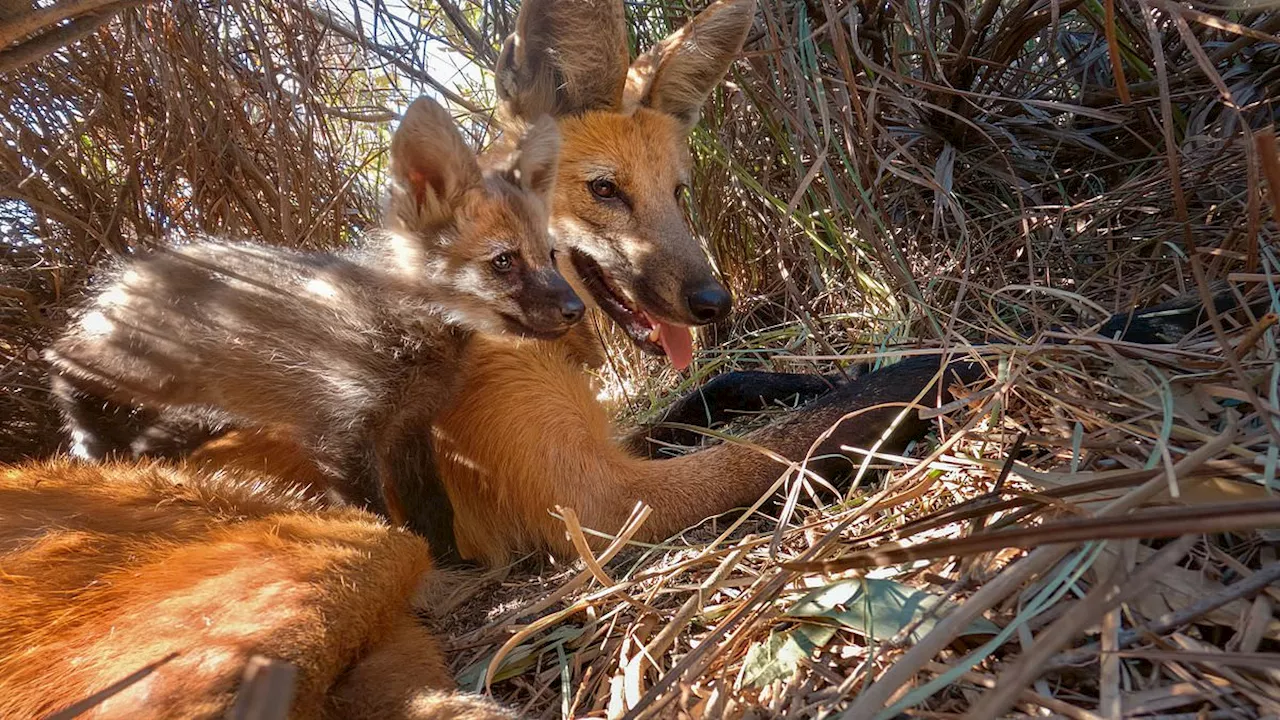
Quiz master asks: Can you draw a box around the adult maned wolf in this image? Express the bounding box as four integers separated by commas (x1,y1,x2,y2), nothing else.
5,2,778,714
0,460,519,719
165,0,1274,571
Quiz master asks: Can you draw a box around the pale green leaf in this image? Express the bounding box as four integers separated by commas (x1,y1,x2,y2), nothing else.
787,578,1001,643
741,623,836,688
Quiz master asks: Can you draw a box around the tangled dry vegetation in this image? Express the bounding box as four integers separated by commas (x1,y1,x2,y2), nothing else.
3,0,1280,718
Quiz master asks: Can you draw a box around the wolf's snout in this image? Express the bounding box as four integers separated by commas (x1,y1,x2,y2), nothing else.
684,280,732,324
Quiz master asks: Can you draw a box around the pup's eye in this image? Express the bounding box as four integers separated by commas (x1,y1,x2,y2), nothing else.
549,248,558,263
588,178,618,199
674,184,688,199
491,252,515,272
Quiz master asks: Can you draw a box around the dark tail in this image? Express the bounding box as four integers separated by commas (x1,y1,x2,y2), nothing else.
632,288,1269,458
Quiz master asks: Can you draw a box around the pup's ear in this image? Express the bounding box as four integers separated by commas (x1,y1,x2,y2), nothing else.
388,96,482,228
504,116,561,201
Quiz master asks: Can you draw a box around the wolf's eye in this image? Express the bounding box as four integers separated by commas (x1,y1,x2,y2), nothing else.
674,184,688,199
491,252,515,272
588,178,618,199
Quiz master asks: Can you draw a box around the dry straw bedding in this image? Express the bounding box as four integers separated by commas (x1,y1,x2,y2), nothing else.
3,0,1280,717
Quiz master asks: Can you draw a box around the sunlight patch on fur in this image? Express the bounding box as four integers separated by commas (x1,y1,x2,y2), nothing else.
305,278,338,298
79,311,113,336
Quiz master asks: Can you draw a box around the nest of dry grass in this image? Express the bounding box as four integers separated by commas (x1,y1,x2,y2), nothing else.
4,0,1280,717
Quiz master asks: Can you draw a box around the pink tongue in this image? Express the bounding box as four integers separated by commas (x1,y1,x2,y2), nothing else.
656,321,694,371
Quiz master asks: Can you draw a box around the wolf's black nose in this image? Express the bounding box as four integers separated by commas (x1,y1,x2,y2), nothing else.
685,281,731,324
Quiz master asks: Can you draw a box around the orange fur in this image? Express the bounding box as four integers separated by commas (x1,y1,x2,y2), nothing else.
188,425,331,497
432,332,898,563
0,460,516,719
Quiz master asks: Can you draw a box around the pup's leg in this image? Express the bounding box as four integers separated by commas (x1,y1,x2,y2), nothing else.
130,408,229,459
376,419,460,565
309,428,391,516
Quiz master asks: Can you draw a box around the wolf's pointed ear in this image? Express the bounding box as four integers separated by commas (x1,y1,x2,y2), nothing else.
504,116,562,201
495,0,629,122
624,0,756,132
388,96,483,228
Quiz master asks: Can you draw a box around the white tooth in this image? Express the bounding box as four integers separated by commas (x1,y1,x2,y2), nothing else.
648,327,661,343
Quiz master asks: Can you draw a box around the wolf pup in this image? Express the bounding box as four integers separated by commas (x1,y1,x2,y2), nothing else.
45,96,583,561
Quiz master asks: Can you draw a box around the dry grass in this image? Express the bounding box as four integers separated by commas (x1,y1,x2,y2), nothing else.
4,0,1280,718
447,296,1280,718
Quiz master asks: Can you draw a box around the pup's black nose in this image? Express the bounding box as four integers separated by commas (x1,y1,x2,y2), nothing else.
560,294,585,324
530,268,585,331
685,281,732,324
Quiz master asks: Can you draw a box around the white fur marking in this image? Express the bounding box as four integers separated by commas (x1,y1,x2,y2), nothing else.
69,430,93,459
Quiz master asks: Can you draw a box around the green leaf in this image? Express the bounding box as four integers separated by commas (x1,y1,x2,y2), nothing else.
741,623,836,688
786,578,1001,644
740,579,1001,690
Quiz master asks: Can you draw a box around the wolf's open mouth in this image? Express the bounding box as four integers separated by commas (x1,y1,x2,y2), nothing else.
569,249,665,355
568,250,697,370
